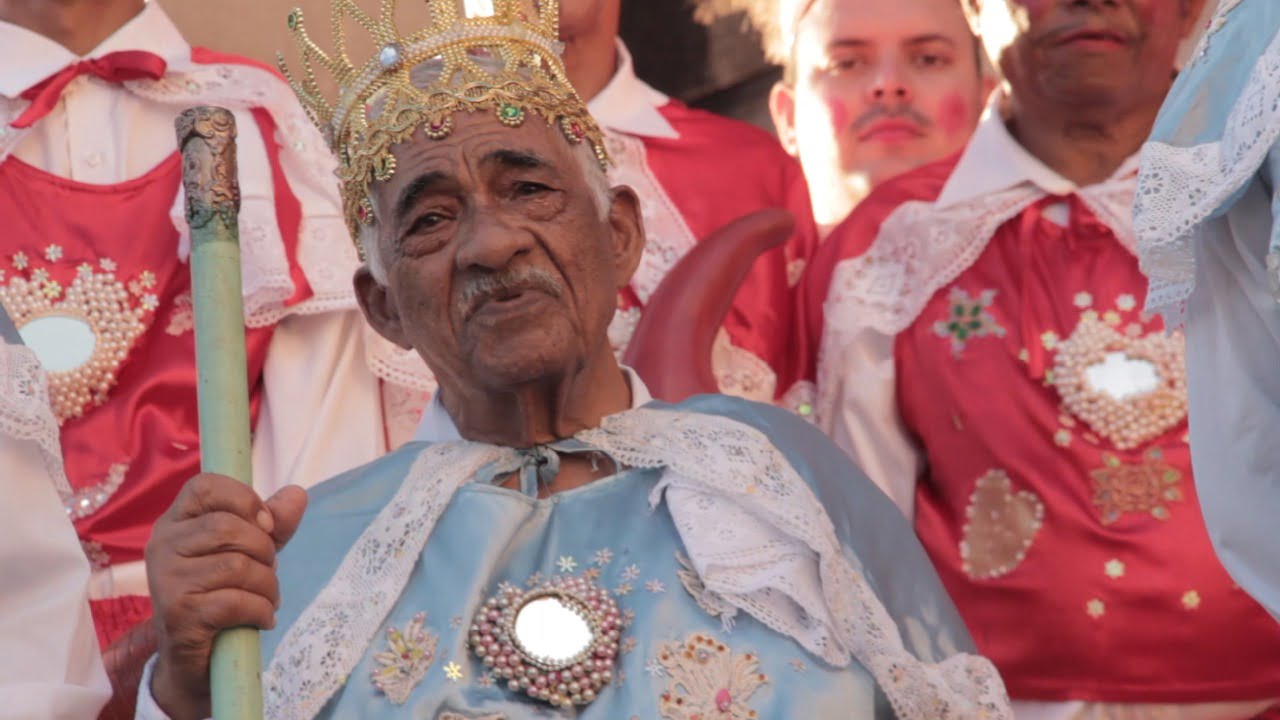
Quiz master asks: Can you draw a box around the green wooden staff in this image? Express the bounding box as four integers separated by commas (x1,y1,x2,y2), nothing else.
175,106,264,720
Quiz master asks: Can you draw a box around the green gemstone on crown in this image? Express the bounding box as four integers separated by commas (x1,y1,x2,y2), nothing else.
287,9,300,30
500,104,521,119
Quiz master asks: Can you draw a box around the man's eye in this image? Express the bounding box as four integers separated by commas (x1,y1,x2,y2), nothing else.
408,212,448,234
514,181,551,196
913,53,951,69
828,57,862,73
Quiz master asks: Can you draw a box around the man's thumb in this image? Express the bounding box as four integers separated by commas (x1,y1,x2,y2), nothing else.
265,485,308,550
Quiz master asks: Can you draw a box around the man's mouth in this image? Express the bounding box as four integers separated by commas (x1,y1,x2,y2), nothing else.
1055,27,1130,50
466,287,547,320
858,118,925,143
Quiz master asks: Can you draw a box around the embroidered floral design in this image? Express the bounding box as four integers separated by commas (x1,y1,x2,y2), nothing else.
959,470,1044,580
1104,559,1125,580
615,582,634,596
370,612,439,705
933,287,1005,355
44,245,63,262
593,548,614,566
1086,598,1106,619
557,555,578,573
621,564,640,581
444,661,464,682
1182,590,1201,610
1073,292,1093,309
655,634,768,720
1052,316,1187,450
1091,448,1183,524
645,579,666,594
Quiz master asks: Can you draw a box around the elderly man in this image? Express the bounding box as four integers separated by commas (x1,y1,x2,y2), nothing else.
1135,0,1280,624
372,0,820,424
787,0,1280,716
131,1,1011,718
693,0,988,236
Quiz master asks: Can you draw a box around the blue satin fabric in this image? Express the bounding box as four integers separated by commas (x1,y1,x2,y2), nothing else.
266,396,977,717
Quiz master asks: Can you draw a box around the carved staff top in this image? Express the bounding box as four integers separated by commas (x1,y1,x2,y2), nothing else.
176,107,240,231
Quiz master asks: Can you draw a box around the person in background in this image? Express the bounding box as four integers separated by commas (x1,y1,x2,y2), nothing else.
1135,0,1280,625
692,0,990,236
0,306,110,719
788,0,1280,716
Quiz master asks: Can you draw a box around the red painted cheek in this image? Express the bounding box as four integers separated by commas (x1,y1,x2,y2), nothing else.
825,97,851,133
937,92,972,138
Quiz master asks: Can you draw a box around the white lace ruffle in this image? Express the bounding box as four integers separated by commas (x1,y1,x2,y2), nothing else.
0,60,359,329
264,408,1011,720
816,175,1137,429
0,342,69,498
1136,23,1280,324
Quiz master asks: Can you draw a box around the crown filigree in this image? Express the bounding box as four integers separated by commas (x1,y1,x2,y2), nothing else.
278,0,609,244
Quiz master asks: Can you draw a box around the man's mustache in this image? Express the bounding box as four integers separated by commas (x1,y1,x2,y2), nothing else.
458,266,565,319
851,104,932,133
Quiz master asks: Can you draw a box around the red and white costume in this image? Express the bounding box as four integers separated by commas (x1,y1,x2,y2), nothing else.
0,4,390,649
790,98,1280,718
386,42,818,438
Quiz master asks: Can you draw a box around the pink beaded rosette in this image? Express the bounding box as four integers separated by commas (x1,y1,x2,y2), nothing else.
468,575,623,708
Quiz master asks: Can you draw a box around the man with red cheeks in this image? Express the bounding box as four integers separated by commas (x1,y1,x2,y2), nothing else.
695,0,988,236
787,0,1280,717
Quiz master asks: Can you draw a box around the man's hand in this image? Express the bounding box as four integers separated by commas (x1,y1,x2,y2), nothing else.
145,474,307,720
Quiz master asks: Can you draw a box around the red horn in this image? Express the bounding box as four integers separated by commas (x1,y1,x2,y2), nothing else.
623,208,794,402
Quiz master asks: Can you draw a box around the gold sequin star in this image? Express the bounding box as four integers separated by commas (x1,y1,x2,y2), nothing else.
1086,598,1106,619
443,661,463,682
1182,590,1201,610
1104,559,1125,579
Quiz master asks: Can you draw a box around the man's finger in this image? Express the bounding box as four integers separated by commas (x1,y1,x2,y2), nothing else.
170,511,277,566
171,473,265,525
264,485,308,550
184,552,280,606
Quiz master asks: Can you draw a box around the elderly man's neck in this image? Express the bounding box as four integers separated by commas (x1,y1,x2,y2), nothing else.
0,0,145,56
440,356,633,447
1004,92,1164,188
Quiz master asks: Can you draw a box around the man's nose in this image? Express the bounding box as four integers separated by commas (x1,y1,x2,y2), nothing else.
867,63,912,104
454,210,534,271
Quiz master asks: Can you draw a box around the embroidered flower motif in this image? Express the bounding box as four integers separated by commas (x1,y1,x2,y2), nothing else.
474,674,494,689
141,294,159,311
166,292,194,336
1103,310,1122,327
444,661,464,682
1182,590,1201,610
525,571,543,588
42,281,62,299
1104,559,1126,580
370,612,438,705
622,637,637,655
99,258,117,272
76,263,93,279
1115,294,1137,312
582,567,602,580
1086,598,1106,619
615,582,634,596
12,252,29,270
44,245,63,262
645,579,666,594
593,548,614,566
789,659,807,673
450,615,463,629
655,634,768,720
621,564,640,582
1054,429,1072,447
1091,448,1183,525
1073,292,1093,309
557,555,577,573
933,287,1005,355
1041,331,1059,350
138,270,156,289
645,659,667,677
622,609,635,628
31,268,49,283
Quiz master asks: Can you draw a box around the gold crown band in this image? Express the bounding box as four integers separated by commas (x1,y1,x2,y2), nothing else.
278,0,610,248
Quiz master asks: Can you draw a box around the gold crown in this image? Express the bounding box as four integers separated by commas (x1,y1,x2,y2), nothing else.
279,0,609,244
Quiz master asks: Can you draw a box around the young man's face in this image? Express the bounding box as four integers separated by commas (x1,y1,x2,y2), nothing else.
772,0,988,231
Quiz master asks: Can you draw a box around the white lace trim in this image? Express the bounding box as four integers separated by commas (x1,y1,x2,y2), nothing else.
816,176,1137,428
1136,22,1280,324
604,130,700,304
711,329,778,402
264,408,1011,720
0,342,69,498
0,61,359,329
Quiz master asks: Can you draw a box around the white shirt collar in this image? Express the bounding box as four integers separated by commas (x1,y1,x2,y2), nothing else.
936,92,1140,208
0,1,189,99
413,367,655,443
586,40,679,140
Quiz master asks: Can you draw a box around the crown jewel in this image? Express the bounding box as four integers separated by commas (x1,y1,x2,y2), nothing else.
279,0,609,244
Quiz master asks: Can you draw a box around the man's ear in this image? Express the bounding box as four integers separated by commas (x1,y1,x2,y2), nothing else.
769,81,799,156
605,185,645,290
353,266,412,350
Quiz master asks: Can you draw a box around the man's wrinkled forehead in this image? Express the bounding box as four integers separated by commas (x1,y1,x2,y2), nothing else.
793,0,980,47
